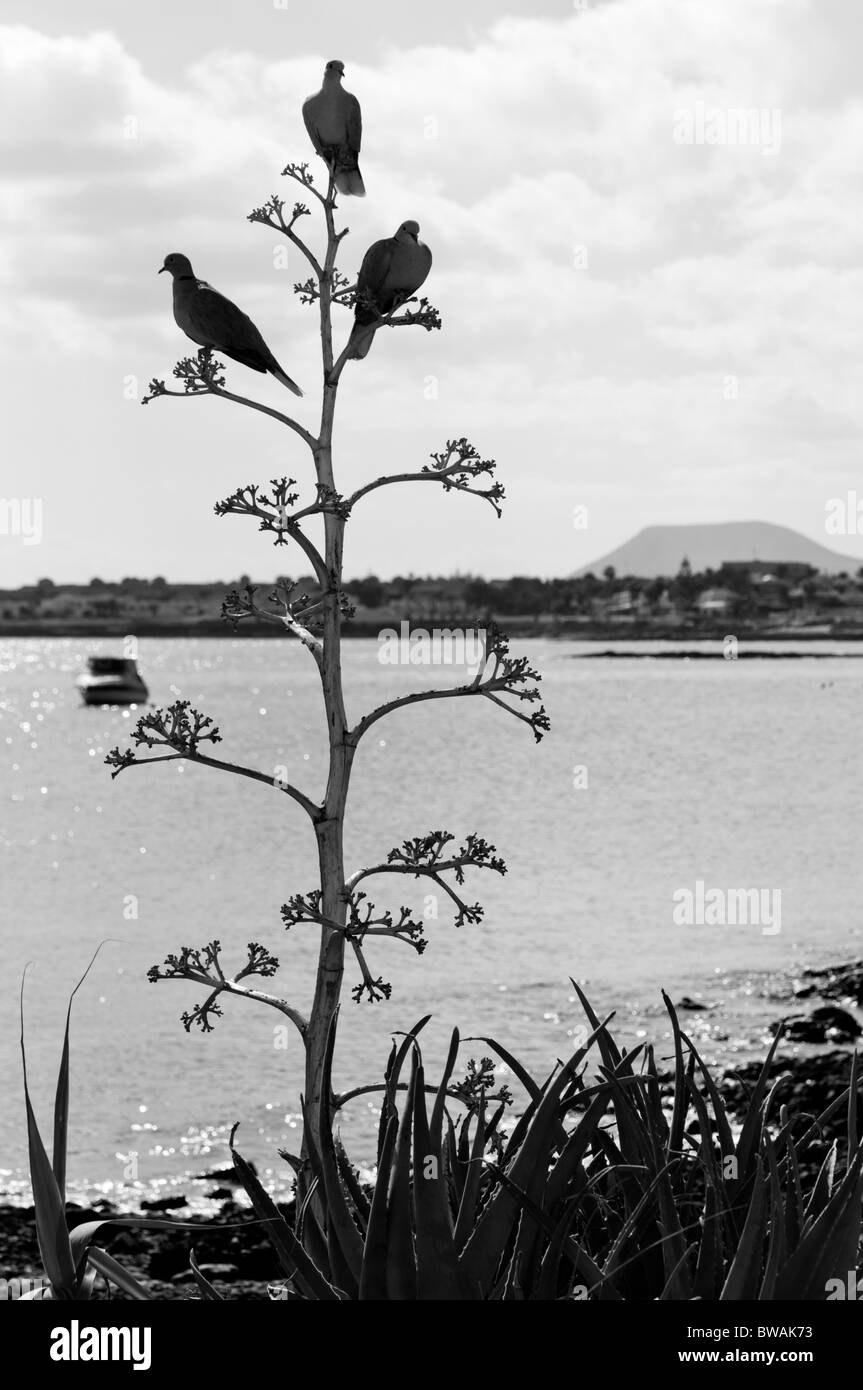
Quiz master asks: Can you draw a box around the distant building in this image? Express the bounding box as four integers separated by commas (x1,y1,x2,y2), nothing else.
695,586,736,615
721,560,814,582
600,589,652,619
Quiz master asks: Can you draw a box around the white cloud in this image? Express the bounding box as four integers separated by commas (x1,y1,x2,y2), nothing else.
1,1,862,583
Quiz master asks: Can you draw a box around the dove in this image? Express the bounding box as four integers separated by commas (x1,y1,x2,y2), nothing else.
159,253,303,396
347,221,433,360
302,59,365,197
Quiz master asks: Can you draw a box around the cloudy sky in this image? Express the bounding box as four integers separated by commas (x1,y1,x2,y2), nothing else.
1,0,861,584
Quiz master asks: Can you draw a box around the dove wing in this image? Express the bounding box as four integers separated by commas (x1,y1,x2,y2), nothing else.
302,94,324,153
343,92,362,154
353,239,396,326
358,239,395,302
188,286,265,357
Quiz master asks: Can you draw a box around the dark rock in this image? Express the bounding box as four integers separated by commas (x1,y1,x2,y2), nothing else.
141,1195,189,1212
720,1048,860,1156
678,995,709,1011
148,1241,193,1280
796,960,863,1006
772,1005,861,1044
197,1163,255,1182
205,1187,234,1201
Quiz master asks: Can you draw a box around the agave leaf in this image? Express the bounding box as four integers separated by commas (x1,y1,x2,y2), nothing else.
53,945,104,1203
230,1125,343,1300
593,1059,654,1190
78,1265,99,1300
300,1106,355,1295
658,1242,697,1300
429,1027,460,1150
535,1197,580,1300
385,1051,419,1300
546,1090,610,1211
189,1248,225,1301
684,1070,726,1209
297,1194,331,1282
501,1248,524,1300
445,1111,467,1208
358,1115,397,1301
452,1103,488,1252
679,1029,735,1160
19,971,76,1298
507,1147,551,1292
732,1025,784,1186
793,1081,857,1155
773,1140,863,1299
306,1010,364,1289
335,1135,370,1231
720,1155,767,1300
570,980,622,1068
758,1137,786,1300
599,1066,653,1177
493,1086,542,1167
459,1024,609,1297
642,1045,671,1149
412,1060,470,1298
779,1124,804,1255
802,1141,838,1229
567,1233,618,1298
465,1035,542,1104
86,1247,152,1300
848,1050,860,1155
653,1161,692,1300
662,992,689,1156
377,1040,397,1157
385,1017,432,1111
484,1161,620,1299
600,1157,687,1291
692,1184,721,1300
67,1210,277,1272
484,1097,508,1145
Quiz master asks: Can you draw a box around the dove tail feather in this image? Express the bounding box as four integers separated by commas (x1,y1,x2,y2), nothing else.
347,323,374,361
223,347,267,374
335,166,366,197
271,363,304,396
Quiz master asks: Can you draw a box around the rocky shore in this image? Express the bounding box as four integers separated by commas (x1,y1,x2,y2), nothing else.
0,1171,289,1300
3,960,861,1300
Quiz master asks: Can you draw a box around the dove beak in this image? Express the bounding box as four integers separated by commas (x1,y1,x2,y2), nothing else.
158,265,167,274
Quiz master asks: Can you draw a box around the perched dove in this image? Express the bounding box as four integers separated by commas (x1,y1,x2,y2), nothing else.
347,222,433,360
302,59,365,197
159,253,303,396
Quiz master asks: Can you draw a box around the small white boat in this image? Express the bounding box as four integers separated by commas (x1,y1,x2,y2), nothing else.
76,656,148,707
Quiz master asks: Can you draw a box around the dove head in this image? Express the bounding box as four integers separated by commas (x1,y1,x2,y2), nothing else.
159,252,195,279
396,221,421,243
324,59,345,80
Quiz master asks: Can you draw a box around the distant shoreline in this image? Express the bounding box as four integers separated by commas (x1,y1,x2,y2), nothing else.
2,620,863,643
571,648,863,659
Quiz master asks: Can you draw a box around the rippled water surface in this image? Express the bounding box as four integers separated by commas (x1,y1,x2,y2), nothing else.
1,637,861,1204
